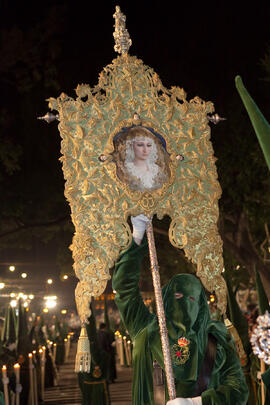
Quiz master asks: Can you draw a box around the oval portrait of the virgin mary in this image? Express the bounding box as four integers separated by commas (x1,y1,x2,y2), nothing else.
112,126,171,192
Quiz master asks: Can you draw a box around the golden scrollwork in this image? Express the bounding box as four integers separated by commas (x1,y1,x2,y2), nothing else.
48,49,226,322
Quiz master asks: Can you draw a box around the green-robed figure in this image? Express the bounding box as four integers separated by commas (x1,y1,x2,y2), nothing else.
112,215,249,405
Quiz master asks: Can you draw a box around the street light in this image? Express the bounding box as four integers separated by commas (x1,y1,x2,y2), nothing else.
10,300,17,307
21,273,27,279
9,265,15,272
63,275,68,280
47,279,53,285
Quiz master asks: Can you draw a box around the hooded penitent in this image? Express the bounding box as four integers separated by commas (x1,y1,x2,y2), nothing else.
161,274,209,388
223,272,251,358
1,306,17,351
103,299,117,382
78,302,110,405
16,299,32,357
255,269,270,316
113,238,249,405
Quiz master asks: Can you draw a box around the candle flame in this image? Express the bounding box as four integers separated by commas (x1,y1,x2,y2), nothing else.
2,365,6,370
14,363,20,369
28,353,32,358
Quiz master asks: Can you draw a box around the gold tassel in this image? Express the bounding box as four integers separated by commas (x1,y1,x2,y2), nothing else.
75,325,91,373
224,316,248,367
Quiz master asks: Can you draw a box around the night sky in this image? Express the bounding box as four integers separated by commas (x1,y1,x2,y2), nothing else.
1,1,270,303
2,1,270,106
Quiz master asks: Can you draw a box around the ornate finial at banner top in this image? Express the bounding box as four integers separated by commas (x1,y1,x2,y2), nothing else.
113,5,132,55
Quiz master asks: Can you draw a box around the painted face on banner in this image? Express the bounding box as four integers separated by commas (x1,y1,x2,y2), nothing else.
133,138,153,161
113,127,170,192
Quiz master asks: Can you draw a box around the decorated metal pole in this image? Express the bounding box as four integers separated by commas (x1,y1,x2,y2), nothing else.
146,222,176,400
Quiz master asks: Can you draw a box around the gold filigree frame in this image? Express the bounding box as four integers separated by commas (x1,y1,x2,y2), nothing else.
48,53,226,322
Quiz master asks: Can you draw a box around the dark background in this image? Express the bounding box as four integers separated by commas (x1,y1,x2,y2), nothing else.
1,1,270,309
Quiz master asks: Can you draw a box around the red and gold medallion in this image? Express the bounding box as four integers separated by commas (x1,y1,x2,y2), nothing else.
171,337,190,365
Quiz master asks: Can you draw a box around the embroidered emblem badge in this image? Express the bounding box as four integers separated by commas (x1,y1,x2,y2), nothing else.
171,337,190,365
92,365,102,378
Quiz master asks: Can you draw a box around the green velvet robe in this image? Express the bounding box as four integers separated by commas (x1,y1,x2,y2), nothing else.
112,239,249,405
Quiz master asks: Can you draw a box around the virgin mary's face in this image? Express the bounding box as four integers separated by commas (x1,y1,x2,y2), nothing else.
133,138,153,161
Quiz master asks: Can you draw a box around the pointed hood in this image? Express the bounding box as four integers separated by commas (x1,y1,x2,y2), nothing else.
255,268,270,315
6,306,17,346
235,75,270,170
104,298,112,333
223,272,251,356
1,305,17,349
16,299,32,356
37,315,47,345
86,302,103,368
160,274,209,382
1,306,9,344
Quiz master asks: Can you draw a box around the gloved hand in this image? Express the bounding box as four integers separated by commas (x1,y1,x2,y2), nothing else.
131,214,151,245
166,397,202,405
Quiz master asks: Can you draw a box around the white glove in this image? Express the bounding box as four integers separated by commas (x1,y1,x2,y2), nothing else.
192,398,202,405
166,397,202,405
131,214,151,245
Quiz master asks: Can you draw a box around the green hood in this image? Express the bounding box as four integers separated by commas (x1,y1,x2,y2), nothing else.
152,274,210,382
16,299,32,356
1,306,17,346
223,272,251,357
255,268,270,315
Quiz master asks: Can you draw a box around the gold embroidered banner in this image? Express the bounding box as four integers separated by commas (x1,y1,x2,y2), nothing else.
48,8,226,323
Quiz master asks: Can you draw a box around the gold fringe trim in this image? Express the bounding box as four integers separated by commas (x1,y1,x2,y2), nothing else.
224,316,247,367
